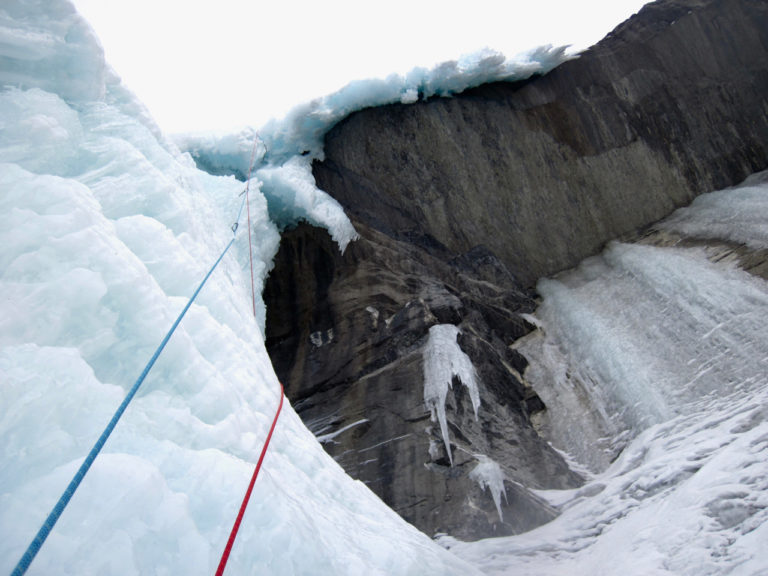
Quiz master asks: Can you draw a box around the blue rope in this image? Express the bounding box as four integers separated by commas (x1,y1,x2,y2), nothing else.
232,191,247,233
11,210,244,575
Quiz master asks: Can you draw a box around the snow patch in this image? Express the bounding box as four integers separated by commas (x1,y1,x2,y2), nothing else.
366,306,380,330
310,328,335,348
316,419,370,444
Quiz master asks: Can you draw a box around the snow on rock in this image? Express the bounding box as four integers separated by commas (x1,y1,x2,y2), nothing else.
422,324,480,466
469,455,507,522
253,45,570,164
0,3,481,574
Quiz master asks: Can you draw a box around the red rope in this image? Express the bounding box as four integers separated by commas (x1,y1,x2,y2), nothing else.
215,135,284,575
215,382,284,576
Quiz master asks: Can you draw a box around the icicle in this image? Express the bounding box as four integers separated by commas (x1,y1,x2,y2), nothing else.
469,455,507,522
422,324,480,465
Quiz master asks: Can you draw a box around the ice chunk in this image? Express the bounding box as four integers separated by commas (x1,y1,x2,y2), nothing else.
469,455,508,522
423,324,480,465
255,155,359,253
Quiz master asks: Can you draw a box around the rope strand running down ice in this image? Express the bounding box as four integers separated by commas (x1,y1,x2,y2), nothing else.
215,137,286,574
215,382,285,576
10,197,247,576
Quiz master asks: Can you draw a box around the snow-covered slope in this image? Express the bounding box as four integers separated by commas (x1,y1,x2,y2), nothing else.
0,2,482,574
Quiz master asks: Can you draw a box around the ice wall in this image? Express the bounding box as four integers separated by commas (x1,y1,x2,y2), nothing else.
0,3,480,574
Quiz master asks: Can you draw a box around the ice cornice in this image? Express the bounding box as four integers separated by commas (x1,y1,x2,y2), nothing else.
175,45,572,254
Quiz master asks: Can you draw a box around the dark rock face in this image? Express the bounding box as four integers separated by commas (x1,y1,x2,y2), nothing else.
314,0,768,287
264,0,768,540
265,221,580,539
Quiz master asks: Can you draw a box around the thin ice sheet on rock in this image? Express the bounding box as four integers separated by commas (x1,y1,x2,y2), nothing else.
519,201,768,472
659,171,768,250
0,3,482,575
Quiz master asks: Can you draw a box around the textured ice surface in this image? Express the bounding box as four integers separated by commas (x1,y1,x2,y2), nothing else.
0,3,481,574
6,1,768,574
520,229,768,472
423,324,480,466
659,171,768,250
448,385,768,576
255,155,358,252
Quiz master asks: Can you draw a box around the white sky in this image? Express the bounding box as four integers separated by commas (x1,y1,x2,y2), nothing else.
72,0,650,134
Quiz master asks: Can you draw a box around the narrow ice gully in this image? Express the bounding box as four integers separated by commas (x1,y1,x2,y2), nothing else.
3,1,768,575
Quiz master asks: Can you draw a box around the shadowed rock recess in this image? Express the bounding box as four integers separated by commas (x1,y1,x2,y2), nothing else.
264,0,768,539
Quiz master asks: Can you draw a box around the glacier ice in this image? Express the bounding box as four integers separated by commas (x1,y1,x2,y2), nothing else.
422,324,480,466
0,2,481,574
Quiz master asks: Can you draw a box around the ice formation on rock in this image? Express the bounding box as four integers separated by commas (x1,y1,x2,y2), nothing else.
422,324,480,466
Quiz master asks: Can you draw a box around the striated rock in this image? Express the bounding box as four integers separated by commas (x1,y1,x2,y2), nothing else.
265,0,768,540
